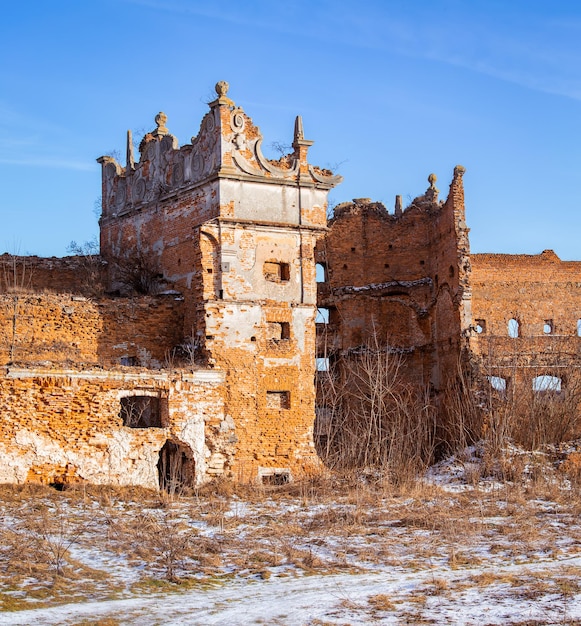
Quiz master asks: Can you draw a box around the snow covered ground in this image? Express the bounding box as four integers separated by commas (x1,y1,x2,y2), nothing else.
2,448,581,625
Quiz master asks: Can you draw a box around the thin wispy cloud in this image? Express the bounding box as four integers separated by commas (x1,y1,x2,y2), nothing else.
340,7,581,102
118,0,581,101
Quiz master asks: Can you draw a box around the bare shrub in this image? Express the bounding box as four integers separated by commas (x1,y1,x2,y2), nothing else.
127,511,198,582
164,335,202,370
1,253,32,293
67,237,106,296
19,501,91,580
441,354,484,452
509,374,581,450
477,367,581,457
316,333,436,484
110,249,165,295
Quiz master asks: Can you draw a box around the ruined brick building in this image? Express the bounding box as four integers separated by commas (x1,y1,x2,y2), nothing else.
1,82,580,488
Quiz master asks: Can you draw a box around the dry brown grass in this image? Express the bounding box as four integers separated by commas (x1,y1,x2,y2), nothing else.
367,592,396,611
1,462,581,618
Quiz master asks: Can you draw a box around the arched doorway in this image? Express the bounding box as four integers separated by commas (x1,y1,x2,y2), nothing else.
157,440,195,494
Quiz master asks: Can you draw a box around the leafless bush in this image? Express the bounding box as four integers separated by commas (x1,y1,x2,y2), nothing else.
19,501,91,580
316,333,437,484
164,335,202,370
67,237,106,296
477,352,581,454
507,375,581,450
441,344,581,487
127,511,198,582
1,253,31,293
110,249,165,295
441,355,484,453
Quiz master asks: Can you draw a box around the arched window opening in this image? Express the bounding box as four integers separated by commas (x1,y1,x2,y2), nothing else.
543,320,553,335
316,263,327,283
488,376,507,393
577,319,581,337
157,440,195,494
316,357,330,372
475,319,486,334
508,318,520,338
532,375,562,394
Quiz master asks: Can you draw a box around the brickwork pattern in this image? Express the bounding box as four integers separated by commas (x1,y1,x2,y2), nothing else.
316,167,470,392
470,250,581,386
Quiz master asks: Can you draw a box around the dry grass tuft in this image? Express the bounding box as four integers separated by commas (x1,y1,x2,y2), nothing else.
367,593,396,611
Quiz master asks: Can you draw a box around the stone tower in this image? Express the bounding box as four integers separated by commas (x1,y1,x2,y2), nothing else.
98,82,342,481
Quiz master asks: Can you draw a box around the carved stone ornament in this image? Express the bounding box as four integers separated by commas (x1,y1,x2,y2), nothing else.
133,178,146,201
172,158,184,184
153,112,169,136
233,134,245,150
116,181,127,207
205,114,216,132
191,153,204,176
231,111,245,133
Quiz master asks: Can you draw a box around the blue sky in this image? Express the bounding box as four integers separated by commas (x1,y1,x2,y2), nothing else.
1,0,580,259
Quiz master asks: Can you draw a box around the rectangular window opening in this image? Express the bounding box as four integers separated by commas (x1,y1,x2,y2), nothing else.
120,356,138,366
262,472,289,486
120,396,162,428
266,321,291,341
266,391,290,409
316,308,329,324
316,357,330,371
259,469,291,486
316,307,338,328
264,261,291,283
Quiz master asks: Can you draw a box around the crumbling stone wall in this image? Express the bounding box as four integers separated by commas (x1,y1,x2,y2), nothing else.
316,166,471,392
0,367,229,486
0,254,107,296
0,291,234,486
470,250,581,389
0,293,184,368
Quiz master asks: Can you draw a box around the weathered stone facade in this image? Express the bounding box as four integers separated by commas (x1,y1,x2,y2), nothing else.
469,251,581,392
1,82,341,487
315,166,471,393
2,81,580,488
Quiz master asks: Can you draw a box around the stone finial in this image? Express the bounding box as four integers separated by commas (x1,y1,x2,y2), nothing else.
152,112,169,137
425,173,439,203
211,80,234,107
215,81,229,98
126,130,135,171
454,164,466,179
292,115,313,152
294,115,304,142
395,194,403,216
